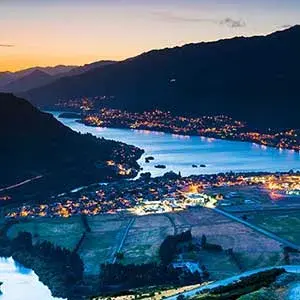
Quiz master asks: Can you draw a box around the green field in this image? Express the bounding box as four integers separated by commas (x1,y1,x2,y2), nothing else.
180,249,240,280
235,252,283,271
7,217,84,251
121,214,174,265
245,211,300,245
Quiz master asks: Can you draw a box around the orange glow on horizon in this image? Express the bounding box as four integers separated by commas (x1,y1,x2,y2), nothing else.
1,1,299,72
0,53,126,72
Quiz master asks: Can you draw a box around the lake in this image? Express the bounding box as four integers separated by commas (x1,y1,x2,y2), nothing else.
52,112,300,177
0,257,64,300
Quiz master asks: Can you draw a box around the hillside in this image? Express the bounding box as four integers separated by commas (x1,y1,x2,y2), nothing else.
24,26,300,129
0,72,16,88
0,66,75,92
0,61,116,94
64,60,116,77
0,93,143,203
1,70,54,93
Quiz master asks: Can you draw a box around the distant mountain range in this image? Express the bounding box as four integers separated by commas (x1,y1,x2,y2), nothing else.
0,61,116,93
22,25,300,129
2,70,53,93
0,93,142,203
0,65,75,90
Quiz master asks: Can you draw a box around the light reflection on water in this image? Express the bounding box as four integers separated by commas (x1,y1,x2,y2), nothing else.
0,257,65,300
51,111,300,177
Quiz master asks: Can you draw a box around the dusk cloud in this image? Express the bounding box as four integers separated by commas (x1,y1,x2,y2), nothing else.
220,18,246,28
153,12,246,28
152,12,216,24
0,44,14,47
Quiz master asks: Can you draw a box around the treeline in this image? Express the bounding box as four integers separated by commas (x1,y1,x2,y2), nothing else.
100,262,202,291
197,268,285,299
99,230,207,292
159,230,192,265
201,234,223,252
0,231,84,298
283,246,300,264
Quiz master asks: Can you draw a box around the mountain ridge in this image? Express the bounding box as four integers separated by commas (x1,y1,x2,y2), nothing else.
0,61,117,93
23,25,300,129
2,70,53,93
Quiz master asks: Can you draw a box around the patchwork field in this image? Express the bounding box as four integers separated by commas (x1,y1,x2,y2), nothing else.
7,217,84,251
121,214,174,265
176,208,283,275
6,207,287,279
181,249,241,280
79,215,132,275
180,208,281,251
242,210,300,245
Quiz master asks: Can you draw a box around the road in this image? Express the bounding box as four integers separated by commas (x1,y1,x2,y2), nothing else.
111,217,135,263
0,175,43,193
166,265,300,300
214,207,300,250
225,206,300,214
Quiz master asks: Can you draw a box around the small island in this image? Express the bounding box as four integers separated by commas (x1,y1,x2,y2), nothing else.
155,164,166,169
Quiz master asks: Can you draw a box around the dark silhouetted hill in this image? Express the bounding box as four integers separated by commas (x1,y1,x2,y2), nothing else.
0,62,116,94
64,60,116,77
0,93,142,203
24,26,300,129
0,72,17,88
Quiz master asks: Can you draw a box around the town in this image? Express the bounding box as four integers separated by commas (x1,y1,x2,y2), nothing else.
55,97,299,151
6,171,300,219
83,108,300,151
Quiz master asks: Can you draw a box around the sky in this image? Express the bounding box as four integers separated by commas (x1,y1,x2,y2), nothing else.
1,0,299,72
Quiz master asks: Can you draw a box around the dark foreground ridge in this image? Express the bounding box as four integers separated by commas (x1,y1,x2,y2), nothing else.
23,25,300,129
0,93,143,204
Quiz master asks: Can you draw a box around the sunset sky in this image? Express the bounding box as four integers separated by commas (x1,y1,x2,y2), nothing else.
1,0,299,71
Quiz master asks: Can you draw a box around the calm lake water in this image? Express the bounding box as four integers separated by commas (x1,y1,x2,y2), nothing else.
52,112,300,177
0,257,64,300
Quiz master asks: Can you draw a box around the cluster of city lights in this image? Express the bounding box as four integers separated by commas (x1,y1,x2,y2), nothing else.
82,108,299,151
6,173,299,219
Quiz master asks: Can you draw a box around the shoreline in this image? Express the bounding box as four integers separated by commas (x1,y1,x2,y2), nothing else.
49,110,299,152
81,120,299,153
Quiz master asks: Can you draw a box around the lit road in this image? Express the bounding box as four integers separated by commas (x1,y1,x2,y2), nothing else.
111,218,135,264
166,265,300,300
0,175,43,193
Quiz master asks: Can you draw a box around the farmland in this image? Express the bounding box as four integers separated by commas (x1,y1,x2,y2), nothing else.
239,210,300,245
170,209,283,279
7,216,84,251
121,214,174,265
5,207,288,280
79,215,133,275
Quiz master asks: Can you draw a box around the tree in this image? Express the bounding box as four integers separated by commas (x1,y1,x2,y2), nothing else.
11,232,33,251
115,252,124,260
201,234,207,247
